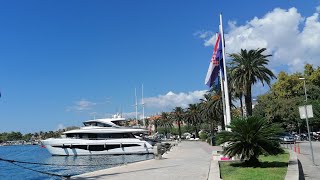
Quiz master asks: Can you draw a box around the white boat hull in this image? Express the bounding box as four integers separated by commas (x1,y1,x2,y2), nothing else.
41,138,153,156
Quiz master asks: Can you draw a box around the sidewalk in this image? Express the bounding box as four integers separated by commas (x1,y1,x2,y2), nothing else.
72,141,216,180
296,142,320,180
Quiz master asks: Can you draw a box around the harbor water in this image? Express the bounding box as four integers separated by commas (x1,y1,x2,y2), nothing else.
0,145,154,180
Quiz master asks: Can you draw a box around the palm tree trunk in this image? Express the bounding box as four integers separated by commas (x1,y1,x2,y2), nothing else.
246,156,260,167
240,92,244,117
178,120,182,139
244,85,253,116
221,115,225,130
195,126,199,138
155,123,158,133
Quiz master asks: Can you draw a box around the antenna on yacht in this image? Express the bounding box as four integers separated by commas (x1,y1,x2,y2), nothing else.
120,105,122,118
142,84,145,127
135,88,138,125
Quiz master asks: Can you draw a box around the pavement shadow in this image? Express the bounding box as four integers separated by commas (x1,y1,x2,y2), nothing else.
298,159,305,180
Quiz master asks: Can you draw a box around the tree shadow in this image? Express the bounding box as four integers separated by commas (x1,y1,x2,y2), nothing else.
229,161,288,168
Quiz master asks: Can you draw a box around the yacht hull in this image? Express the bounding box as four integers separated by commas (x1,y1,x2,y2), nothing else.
41,138,153,156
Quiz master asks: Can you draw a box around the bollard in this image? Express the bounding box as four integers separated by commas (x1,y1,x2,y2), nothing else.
297,143,300,154
153,143,162,160
294,142,296,152
290,143,292,150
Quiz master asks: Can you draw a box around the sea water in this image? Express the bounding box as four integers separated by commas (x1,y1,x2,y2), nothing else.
0,145,153,180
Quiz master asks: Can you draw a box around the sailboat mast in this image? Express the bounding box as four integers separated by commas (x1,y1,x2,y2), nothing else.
135,88,138,125
142,84,145,127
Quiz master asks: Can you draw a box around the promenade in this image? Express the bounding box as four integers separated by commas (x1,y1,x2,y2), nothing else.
72,141,216,180
297,141,320,180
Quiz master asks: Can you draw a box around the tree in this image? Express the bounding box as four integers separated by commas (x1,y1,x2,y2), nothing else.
229,48,276,116
200,94,218,135
172,107,184,138
158,112,173,137
254,64,320,132
185,103,202,138
216,116,283,167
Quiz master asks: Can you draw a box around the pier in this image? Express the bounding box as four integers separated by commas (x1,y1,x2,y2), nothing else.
72,141,218,180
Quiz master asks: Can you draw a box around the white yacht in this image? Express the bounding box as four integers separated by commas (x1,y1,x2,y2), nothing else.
41,115,153,156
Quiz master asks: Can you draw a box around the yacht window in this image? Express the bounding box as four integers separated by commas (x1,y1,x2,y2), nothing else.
88,134,97,139
82,134,88,139
95,133,135,139
83,121,113,127
66,133,78,138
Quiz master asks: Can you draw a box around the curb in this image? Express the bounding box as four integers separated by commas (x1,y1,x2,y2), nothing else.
208,148,223,180
285,150,299,180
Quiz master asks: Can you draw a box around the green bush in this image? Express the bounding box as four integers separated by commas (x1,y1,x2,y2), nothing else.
199,131,208,141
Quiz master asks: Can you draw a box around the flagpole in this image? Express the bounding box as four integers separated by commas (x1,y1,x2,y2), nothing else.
220,14,231,130
216,33,227,131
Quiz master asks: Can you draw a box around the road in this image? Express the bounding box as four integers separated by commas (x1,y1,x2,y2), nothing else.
297,141,320,179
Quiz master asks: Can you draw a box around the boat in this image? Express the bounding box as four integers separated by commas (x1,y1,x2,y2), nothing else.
41,114,153,156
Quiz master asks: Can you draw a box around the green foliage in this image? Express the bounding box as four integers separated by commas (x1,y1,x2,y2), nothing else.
172,107,184,138
157,112,173,136
216,116,284,166
253,64,320,132
199,131,208,141
229,48,276,116
0,126,79,142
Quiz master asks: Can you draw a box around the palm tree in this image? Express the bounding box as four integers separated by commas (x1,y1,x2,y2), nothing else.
158,112,173,137
172,107,184,138
208,92,226,130
216,116,283,167
185,103,202,138
229,48,276,116
230,76,245,117
200,93,219,134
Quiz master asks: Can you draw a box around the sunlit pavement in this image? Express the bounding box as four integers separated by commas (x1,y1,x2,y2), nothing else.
296,141,320,180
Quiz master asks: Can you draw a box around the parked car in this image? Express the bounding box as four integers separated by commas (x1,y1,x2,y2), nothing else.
279,132,296,143
181,133,191,140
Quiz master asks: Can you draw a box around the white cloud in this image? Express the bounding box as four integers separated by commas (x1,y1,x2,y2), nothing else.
199,7,320,72
122,112,140,118
143,90,207,112
56,123,65,131
66,99,97,112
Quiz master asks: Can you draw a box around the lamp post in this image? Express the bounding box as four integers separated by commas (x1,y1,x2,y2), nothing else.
299,77,315,165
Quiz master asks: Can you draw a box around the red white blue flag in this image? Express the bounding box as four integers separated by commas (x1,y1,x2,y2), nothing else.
205,33,223,87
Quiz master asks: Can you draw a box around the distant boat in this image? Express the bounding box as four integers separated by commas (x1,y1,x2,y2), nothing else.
41,114,153,156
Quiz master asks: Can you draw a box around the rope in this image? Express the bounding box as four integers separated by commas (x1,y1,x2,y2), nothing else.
0,157,134,167
0,155,151,178
0,158,72,178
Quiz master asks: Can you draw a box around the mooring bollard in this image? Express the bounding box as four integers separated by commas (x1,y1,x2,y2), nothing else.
154,143,162,160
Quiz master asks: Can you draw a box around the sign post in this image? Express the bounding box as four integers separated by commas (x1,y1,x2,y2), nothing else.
299,104,315,165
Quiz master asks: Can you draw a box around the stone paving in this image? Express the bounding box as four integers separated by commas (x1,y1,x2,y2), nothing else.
72,141,216,180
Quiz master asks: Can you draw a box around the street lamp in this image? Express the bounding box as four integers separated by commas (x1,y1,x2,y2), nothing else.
299,77,315,165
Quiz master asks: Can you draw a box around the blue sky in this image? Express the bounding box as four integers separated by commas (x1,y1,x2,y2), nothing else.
0,0,319,133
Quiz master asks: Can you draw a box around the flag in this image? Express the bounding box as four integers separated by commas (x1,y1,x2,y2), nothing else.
214,75,220,90
205,33,223,87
